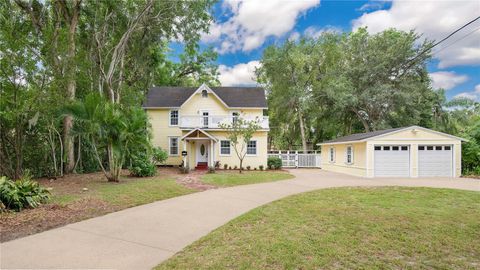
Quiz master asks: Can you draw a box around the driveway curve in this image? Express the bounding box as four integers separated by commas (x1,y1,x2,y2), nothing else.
1,169,479,270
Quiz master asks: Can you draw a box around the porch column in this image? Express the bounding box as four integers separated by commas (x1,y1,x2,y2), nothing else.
183,139,187,168
210,141,214,168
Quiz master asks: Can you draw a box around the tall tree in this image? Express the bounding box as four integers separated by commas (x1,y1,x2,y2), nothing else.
257,35,340,150
15,0,82,173
319,28,435,132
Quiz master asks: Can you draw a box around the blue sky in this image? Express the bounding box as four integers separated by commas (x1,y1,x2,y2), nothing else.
191,0,480,101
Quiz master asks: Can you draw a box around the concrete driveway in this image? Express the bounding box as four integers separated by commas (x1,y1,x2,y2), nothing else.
1,169,479,270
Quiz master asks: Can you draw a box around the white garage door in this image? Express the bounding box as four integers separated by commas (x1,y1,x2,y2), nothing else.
374,145,410,177
418,145,453,177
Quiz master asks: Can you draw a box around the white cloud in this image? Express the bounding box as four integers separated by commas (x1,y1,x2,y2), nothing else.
357,0,390,12
352,0,480,68
454,84,480,101
203,0,320,53
218,60,261,86
429,71,468,90
304,25,342,38
454,92,478,100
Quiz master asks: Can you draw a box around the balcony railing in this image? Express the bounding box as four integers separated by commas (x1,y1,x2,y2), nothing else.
179,115,269,129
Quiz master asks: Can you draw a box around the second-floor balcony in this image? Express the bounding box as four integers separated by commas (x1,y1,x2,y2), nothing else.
179,115,269,129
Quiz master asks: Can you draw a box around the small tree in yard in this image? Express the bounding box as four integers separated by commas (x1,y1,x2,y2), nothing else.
219,118,260,173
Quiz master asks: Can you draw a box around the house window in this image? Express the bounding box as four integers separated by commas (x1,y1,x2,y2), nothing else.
232,112,239,124
202,111,209,127
329,147,335,162
170,110,178,126
201,89,208,98
346,146,353,164
169,137,179,156
247,140,257,155
220,140,230,155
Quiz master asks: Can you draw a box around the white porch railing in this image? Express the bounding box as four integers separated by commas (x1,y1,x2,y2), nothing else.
268,150,321,168
179,115,269,129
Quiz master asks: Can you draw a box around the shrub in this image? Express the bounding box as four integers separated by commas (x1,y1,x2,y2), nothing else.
208,167,216,173
215,161,221,169
234,165,238,170
246,166,251,170
254,167,257,170
129,152,156,177
0,174,50,211
152,147,168,164
228,166,232,170
268,157,282,170
259,165,264,171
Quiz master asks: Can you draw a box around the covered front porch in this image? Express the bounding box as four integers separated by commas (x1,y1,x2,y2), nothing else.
181,128,217,170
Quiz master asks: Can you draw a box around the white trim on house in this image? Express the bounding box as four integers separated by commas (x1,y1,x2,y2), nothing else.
180,84,230,109
329,146,335,163
168,136,180,156
219,140,231,156
169,109,179,127
246,140,258,156
180,128,218,142
345,145,354,165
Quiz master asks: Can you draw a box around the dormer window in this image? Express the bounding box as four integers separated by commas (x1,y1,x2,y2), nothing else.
201,89,208,98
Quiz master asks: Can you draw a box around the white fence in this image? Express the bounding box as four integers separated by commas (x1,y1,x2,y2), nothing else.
268,150,321,168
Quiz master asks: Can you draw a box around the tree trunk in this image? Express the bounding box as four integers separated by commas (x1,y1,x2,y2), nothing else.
298,110,308,152
352,108,370,133
107,142,119,182
239,159,243,174
63,2,81,174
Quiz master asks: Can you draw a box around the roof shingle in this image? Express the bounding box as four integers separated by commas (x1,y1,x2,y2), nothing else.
143,86,267,108
321,127,405,144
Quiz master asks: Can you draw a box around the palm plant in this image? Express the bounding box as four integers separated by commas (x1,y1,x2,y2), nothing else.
65,93,151,182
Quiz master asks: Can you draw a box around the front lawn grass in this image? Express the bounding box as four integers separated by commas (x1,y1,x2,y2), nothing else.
201,170,294,187
93,177,195,206
157,187,480,270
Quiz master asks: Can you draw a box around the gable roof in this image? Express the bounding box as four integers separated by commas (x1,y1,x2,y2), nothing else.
318,126,466,145
143,85,267,109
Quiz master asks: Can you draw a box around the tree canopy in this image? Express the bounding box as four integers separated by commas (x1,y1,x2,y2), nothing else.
0,0,218,180
258,28,480,175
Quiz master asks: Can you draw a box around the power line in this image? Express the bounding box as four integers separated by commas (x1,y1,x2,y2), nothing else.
433,26,480,56
401,15,480,71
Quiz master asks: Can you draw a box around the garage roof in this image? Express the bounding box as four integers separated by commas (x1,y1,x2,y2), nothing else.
318,126,466,145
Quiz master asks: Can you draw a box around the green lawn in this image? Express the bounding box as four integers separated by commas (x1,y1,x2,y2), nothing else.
92,177,196,206
201,170,294,187
50,176,196,208
156,187,480,270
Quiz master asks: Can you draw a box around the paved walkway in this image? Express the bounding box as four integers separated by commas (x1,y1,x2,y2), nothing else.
1,170,479,270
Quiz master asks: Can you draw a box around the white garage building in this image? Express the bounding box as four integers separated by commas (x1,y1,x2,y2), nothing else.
319,126,466,178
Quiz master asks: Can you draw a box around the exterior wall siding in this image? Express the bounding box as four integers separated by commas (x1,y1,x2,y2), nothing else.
210,131,268,169
320,142,367,177
146,90,267,169
321,128,462,178
147,109,183,165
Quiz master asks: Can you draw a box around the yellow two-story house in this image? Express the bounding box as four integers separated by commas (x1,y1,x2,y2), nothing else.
143,84,269,170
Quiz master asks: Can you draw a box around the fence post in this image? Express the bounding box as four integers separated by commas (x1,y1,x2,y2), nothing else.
295,151,298,168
